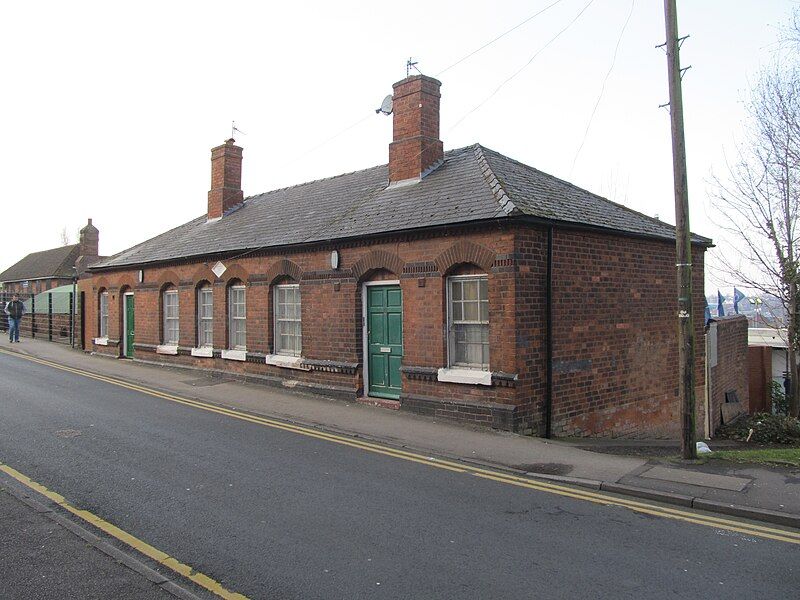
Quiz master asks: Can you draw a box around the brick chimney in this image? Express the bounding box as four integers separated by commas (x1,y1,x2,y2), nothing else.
78,218,99,258
208,139,244,220
389,75,444,184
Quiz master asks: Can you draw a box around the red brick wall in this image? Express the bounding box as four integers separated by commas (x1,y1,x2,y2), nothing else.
81,227,520,407
545,230,707,438
709,315,749,433
80,222,708,437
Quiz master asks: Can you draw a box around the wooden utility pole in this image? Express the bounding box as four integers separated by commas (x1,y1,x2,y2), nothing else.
663,0,697,459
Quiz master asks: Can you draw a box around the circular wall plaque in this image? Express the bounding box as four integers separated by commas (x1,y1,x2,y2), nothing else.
330,250,340,270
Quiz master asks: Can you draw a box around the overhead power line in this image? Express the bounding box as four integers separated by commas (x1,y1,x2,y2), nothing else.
277,0,569,171
446,0,597,135
436,0,566,77
570,0,636,176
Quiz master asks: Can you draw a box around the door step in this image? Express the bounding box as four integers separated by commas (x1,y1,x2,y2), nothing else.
357,396,400,410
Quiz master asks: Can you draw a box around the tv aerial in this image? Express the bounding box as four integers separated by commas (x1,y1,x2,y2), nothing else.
231,120,246,139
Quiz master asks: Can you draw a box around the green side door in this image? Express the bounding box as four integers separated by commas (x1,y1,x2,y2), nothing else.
367,285,402,399
125,294,135,358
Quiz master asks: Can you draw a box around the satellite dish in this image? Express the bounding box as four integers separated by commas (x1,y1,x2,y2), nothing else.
375,95,393,115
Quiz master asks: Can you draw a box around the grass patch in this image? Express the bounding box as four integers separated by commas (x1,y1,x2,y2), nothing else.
709,448,800,467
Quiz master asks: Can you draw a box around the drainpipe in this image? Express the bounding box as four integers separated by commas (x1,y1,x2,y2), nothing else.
545,225,554,439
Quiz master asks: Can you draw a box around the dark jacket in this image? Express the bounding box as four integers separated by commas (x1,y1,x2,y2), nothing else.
5,300,25,319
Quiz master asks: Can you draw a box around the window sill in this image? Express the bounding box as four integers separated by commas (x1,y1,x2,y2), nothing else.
265,354,311,371
156,344,179,355
221,349,247,361
191,347,213,358
93,337,109,346
437,367,492,386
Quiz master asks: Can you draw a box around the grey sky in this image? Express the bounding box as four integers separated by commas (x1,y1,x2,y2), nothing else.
1,0,795,291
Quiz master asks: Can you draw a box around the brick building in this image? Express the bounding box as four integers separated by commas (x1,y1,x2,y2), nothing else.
81,75,711,438
0,219,101,294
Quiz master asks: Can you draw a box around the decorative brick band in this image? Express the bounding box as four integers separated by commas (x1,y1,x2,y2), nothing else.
491,371,518,388
302,269,356,284
246,351,267,364
400,365,438,381
400,393,527,432
401,261,439,278
302,358,359,374
492,253,517,268
133,343,157,351
401,365,517,387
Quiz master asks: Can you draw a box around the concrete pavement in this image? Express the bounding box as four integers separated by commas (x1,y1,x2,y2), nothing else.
1,336,798,527
0,481,203,600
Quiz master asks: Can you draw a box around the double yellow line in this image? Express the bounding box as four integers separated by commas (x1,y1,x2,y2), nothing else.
1,348,799,597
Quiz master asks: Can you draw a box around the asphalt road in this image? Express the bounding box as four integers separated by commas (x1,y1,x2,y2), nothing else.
0,351,797,599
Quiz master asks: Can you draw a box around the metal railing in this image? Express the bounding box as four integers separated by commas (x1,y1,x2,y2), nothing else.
1,290,83,348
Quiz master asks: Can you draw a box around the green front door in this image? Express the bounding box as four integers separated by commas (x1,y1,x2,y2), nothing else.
367,285,402,399
124,294,135,358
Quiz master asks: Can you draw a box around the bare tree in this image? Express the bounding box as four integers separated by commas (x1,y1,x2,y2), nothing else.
60,226,71,246
713,37,800,416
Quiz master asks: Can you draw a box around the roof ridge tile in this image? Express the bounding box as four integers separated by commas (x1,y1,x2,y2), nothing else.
472,144,519,216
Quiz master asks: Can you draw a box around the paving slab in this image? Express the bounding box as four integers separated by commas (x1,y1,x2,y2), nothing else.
639,465,751,491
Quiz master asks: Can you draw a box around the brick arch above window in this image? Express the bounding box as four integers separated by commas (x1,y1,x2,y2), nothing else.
219,263,249,285
117,278,137,295
191,265,217,287
265,258,303,285
435,241,495,275
94,277,111,291
352,250,404,282
155,270,181,289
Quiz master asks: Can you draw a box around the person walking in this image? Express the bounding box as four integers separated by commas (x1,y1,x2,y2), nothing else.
5,294,26,343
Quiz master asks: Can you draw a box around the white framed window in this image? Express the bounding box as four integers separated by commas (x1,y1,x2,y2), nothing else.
99,291,109,338
162,288,179,345
228,284,246,350
274,284,302,357
197,285,213,347
447,275,489,370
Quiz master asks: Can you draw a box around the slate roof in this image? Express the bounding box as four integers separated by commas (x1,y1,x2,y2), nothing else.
92,144,712,270
0,244,80,283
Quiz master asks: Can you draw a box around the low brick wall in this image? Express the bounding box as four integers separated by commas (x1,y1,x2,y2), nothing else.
708,315,749,435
